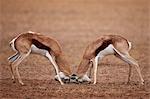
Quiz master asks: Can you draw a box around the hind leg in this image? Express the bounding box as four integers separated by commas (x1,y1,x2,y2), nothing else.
9,64,15,81
127,64,132,84
11,52,30,85
116,53,144,85
8,52,20,80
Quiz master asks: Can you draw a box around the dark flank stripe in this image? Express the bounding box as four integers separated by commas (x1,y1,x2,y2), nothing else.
95,40,112,56
32,39,50,51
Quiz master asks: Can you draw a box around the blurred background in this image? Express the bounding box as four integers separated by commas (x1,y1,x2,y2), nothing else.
0,0,149,81
0,0,149,98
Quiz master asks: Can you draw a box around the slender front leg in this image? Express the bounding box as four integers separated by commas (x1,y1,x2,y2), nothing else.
93,56,99,84
46,52,64,85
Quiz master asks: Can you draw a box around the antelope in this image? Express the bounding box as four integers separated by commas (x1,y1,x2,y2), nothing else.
72,35,144,85
8,31,72,85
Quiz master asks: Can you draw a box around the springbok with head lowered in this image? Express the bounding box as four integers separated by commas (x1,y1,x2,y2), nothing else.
73,35,144,85
8,31,72,85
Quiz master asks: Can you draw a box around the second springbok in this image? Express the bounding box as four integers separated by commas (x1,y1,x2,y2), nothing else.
8,31,72,85
74,35,144,85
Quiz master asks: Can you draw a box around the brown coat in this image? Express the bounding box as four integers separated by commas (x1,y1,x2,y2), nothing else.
77,35,130,76
14,32,72,75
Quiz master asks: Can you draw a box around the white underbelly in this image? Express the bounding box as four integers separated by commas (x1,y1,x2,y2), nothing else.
97,44,115,58
31,44,48,56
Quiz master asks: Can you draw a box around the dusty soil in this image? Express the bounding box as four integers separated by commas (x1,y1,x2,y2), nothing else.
0,0,150,98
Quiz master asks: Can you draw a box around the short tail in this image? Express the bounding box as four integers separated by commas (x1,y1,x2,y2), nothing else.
9,37,18,52
127,41,132,51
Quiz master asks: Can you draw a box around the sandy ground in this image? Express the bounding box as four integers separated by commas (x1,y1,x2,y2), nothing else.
0,0,150,98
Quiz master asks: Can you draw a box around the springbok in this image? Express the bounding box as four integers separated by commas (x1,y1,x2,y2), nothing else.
72,35,144,85
8,31,72,85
